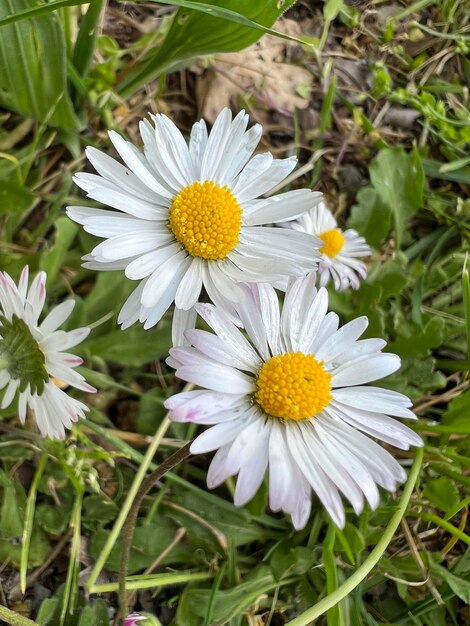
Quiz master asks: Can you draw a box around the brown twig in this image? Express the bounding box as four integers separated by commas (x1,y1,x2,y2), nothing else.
118,442,192,618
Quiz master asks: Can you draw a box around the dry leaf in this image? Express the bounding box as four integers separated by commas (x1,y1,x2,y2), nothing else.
195,19,314,122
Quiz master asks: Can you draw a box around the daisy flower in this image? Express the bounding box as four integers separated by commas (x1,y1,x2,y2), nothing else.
286,201,371,290
0,267,95,440
164,273,422,530
67,109,322,343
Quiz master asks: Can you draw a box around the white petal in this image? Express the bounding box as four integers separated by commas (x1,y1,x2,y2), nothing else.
125,243,182,280
141,251,190,308
185,329,261,372
316,316,369,364
175,363,255,394
40,300,75,335
244,190,323,226
331,354,401,386
172,306,197,347
332,386,415,419
174,258,203,310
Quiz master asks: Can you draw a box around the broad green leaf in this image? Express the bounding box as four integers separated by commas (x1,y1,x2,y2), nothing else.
369,147,424,247
388,317,446,357
77,600,109,626
270,540,315,581
442,389,470,431
382,356,446,400
0,0,79,128
0,179,35,216
89,522,189,573
36,503,69,535
348,186,391,247
86,324,172,367
36,598,60,626
118,0,297,96
429,559,470,604
423,478,460,515
177,566,277,626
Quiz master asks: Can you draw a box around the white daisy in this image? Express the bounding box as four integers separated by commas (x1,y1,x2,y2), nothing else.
0,267,95,440
286,201,371,290
67,108,322,343
164,273,422,530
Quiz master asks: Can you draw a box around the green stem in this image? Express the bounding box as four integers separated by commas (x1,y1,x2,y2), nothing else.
285,447,424,626
91,571,212,593
118,441,192,617
0,606,38,626
21,451,48,594
85,415,171,591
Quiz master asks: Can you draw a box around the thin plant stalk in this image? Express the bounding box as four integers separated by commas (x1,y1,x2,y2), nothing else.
0,606,38,626
85,415,172,591
118,442,192,617
20,451,48,594
285,447,424,626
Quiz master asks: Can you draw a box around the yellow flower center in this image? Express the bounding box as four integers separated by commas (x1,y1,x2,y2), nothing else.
169,181,242,260
255,352,332,421
319,228,345,258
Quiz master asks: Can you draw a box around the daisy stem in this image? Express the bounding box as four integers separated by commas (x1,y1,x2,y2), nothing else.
86,415,172,592
118,441,192,618
285,447,424,626
0,606,38,626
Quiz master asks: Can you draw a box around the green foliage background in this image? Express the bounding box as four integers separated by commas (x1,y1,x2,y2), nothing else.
0,0,469,625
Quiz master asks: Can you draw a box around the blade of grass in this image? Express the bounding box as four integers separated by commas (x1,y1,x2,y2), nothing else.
0,0,305,45
90,571,212,593
463,255,470,369
285,447,424,626
60,489,84,625
20,451,48,594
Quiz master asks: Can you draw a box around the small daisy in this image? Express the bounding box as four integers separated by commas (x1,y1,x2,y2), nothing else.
67,109,322,343
0,268,95,440
286,201,371,290
164,274,422,530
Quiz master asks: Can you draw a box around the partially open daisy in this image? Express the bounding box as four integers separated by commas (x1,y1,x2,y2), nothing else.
0,268,95,439
67,109,321,343
286,201,371,290
165,273,422,529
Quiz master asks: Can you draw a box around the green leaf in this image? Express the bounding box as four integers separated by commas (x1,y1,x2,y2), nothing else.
423,478,460,515
177,566,277,626
0,180,35,216
442,389,470,431
388,317,446,357
270,541,315,581
429,559,470,604
348,186,392,247
86,323,172,367
118,0,297,96
77,600,109,626
36,597,60,626
39,217,78,283
382,357,446,401
89,522,188,573
0,471,24,538
36,503,69,535
369,147,424,247
0,0,79,128
136,388,168,435
72,0,106,77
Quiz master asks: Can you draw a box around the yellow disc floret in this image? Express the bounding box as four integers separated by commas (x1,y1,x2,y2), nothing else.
169,180,242,260
255,352,332,421
319,228,345,258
